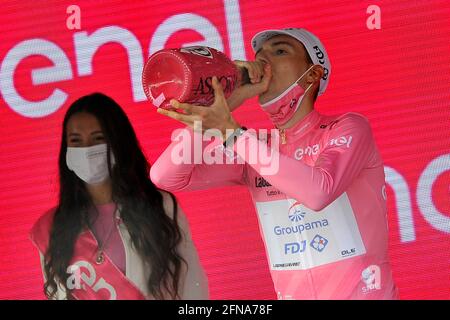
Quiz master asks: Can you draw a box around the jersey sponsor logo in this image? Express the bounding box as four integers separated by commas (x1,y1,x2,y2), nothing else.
257,194,366,271
294,144,320,160
255,176,272,188
329,135,353,148
310,234,329,252
288,210,305,223
274,219,329,236
266,190,282,197
341,247,357,257
284,241,307,254
362,265,382,293
288,201,306,222
275,204,330,236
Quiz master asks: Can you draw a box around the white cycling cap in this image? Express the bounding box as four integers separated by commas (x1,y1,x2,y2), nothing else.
251,28,331,96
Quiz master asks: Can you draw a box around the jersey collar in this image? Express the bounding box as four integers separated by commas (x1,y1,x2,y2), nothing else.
281,109,322,141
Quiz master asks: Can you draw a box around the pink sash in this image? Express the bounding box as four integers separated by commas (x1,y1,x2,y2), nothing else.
30,210,147,300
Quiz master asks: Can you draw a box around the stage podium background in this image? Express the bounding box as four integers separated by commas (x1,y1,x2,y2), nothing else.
0,0,449,299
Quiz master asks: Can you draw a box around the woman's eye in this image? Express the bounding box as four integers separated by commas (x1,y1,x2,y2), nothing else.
275,49,286,55
95,136,105,141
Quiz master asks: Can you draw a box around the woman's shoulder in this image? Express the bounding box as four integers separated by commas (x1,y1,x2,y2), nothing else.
158,190,177,219
157,189,189,224
29,207,57,252
157,190,194,244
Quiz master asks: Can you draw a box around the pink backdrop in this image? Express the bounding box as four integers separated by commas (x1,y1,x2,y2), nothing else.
0,0,449,299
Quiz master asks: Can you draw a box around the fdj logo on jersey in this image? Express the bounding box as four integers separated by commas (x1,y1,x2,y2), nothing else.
284,241,307,254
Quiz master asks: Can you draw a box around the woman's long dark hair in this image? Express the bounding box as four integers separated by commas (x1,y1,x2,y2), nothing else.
43,93,185,299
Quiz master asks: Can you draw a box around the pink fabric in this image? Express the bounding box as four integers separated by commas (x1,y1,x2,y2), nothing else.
89,203,126,275
150,109,398,300
29,208,146,300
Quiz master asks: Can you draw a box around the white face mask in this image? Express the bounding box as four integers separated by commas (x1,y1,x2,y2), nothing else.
66,143,115,185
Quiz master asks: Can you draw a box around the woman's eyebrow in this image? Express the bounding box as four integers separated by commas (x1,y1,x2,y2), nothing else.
68,131,103,137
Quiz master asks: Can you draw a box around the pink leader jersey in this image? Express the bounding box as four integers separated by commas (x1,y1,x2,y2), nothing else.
150,109,398,300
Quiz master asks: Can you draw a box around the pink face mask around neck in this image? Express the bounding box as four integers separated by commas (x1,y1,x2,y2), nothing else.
260,65,314,126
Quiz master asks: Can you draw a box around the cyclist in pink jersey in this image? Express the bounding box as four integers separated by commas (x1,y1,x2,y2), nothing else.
151,28,398,300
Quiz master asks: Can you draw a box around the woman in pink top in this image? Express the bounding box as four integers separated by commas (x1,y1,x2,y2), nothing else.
151,28,398,299
30,93,208,300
